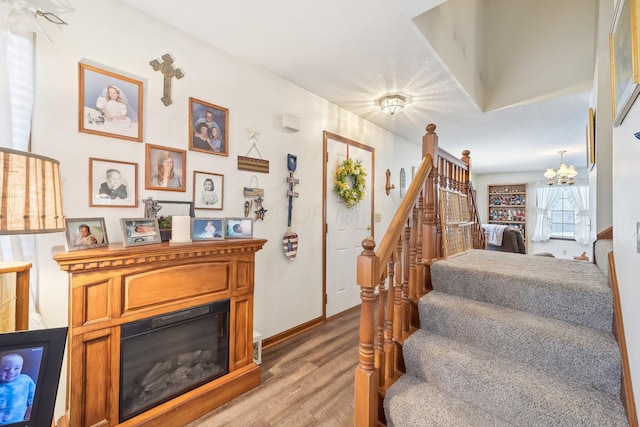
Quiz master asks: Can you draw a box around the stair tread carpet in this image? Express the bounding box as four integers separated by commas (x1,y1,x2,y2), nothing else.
402,329,628,427
384,374,512,427
420,290,622,396
430,249,613,331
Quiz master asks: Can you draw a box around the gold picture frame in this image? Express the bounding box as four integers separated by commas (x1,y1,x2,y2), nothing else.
145,144,187,192
78,62,143,141
610,0,640,126
586,107,596,170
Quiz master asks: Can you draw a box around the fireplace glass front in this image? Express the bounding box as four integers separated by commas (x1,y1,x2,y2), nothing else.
119,299,230,422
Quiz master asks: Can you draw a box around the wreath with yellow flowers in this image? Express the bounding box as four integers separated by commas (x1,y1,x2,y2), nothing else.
333,158,367,209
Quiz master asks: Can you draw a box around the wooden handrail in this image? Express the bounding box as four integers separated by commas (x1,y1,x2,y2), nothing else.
374,155,432,270
355,124,484,427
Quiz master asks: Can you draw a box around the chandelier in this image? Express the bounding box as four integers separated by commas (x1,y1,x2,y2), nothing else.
543,150,578,185
379,94,405,115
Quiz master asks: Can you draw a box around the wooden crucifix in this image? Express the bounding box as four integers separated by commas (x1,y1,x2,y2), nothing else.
150,53,184,106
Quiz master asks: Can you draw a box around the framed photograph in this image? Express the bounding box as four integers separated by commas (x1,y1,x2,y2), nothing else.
610,0,640,126
224,218,253,239
155,200,195,218
78,62,143,141
89,158,138,207
145,144,186,191
586,107,596,170
120,218,161,247
193,171,224,210
189,97,229,156
192,218,224,241
64,217,109,251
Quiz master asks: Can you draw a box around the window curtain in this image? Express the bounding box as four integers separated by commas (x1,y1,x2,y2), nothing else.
566,184,590,245
0,26,47,329
531,185,561,242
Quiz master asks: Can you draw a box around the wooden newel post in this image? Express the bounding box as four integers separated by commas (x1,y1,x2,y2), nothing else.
355,238,379,427
422,124,438,263
461,149,471,194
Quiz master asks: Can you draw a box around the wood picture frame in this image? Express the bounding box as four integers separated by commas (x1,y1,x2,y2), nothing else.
64,217,109,251
89,158,138,207
224,218,253,239
193,171,224,210
189,97,229,156
192,218,224,241
586,107,596,170
610,0,640,126
120,218,161,247
78,62,143,141
145,144,186,191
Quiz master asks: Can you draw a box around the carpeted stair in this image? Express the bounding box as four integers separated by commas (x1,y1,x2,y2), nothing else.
384,248,628,426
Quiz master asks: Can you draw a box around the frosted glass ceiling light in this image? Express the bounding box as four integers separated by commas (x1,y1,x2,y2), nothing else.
379,94,405,115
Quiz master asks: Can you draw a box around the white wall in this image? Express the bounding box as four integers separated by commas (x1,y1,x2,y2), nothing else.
612,92,640,414
27,0,421,417
474,171,591,259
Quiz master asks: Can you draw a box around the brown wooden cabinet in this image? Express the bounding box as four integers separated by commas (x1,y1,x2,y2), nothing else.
487,184,527,239
53,239,266,427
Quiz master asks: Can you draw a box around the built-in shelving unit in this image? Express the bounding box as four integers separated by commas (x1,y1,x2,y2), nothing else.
488,184,527,239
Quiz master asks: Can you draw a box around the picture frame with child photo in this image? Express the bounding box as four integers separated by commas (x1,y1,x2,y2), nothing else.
192,171,223,210
192,218,224,241
89,158,138,207
64,217,109,251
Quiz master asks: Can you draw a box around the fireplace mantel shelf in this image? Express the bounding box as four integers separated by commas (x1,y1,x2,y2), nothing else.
54,238,266,427
53,239,267,271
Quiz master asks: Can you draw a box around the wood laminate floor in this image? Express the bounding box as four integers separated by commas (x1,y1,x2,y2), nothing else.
187,306,360,427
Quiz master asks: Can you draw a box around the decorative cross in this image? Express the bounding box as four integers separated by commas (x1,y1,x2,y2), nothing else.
150,53,184,106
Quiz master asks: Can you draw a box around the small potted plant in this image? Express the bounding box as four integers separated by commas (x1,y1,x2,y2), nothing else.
158,215,172,241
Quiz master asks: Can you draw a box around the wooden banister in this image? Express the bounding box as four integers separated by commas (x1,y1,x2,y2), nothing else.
354,124,483,426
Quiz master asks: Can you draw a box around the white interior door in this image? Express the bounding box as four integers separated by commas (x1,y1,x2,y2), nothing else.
325,137,373,317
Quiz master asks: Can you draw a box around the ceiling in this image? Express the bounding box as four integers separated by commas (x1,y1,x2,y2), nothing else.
119,0,597,175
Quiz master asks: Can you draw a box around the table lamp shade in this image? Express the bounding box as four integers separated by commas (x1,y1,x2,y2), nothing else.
0,147,65,234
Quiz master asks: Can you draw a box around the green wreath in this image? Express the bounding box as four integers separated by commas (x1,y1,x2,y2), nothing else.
333,158,367,209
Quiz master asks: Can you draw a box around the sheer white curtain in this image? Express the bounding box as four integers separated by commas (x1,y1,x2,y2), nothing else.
531,185,561,242
0,27,47,329
566,184,590,245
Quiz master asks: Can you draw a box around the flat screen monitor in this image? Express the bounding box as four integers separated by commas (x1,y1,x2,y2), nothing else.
0,327,67,427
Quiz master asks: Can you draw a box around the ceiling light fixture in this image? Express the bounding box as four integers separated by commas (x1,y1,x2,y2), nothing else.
379,94,405,115
543,150,578,185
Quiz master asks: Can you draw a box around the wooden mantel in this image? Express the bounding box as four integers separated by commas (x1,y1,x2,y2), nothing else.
53,239,266,427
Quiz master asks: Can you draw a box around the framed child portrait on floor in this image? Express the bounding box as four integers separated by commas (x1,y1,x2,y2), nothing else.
189,97,229,156
89,158,138,207
79,62,143,142
193,171,224,210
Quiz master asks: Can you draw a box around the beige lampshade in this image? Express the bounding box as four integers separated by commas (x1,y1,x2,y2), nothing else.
0,147,65,234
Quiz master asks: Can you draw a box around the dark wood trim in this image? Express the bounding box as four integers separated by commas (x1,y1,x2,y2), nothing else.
608,252,638,427
263,304,362,350
263,315,324,350
597,226,613,240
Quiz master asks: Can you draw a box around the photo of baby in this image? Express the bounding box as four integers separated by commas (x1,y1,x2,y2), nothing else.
193,171,223,210
90,158,138,207
64,218,109,251
192,218,224,241
0,351,39,424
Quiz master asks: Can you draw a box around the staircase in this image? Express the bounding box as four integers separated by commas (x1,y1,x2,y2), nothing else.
384,250,628,426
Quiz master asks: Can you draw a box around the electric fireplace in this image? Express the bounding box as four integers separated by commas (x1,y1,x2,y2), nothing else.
53,239,266,427
119,300,230,422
